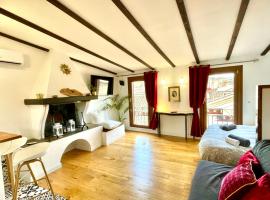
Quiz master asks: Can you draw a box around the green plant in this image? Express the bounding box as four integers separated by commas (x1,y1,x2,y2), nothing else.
101,95,129,122
89,84,97,94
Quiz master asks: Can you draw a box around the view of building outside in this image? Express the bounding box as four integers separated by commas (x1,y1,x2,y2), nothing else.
206,73,234,126
132,81,149,126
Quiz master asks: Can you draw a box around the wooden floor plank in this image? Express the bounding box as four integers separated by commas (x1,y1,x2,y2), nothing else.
43,131,200,200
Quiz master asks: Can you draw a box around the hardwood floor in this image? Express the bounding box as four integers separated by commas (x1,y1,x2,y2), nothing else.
45,132,200,200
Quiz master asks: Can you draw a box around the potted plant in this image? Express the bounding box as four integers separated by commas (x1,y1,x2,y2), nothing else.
101,95,129,122
89,84,97,95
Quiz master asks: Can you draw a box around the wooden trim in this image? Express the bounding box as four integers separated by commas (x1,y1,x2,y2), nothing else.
200,66,243,132
226,0,250,60
24,95,98,105
70,57,117,75
257,85,270,141
0,60,21,65
261,44,270,56
128,76,152,128
0,132,21,143
0,8,134,72
0,32,49,52
176,0,200,64
112,0,175,68
47,0,153,71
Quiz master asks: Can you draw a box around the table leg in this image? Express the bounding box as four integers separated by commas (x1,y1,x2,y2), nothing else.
5,154,15,195
185,115,188,141
0,159,5,200
157,114,161,137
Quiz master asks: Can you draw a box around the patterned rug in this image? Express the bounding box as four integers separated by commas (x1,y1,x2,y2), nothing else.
2,158,67,200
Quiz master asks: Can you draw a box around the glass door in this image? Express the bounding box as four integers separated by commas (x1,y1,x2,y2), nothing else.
128,76,150,128
201,66,243,131
206,73,235,126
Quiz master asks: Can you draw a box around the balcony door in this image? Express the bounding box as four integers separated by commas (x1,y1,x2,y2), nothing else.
128,76,151,128
201,66,243,131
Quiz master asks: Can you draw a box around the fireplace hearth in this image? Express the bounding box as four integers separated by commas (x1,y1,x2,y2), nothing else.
44,103,79,138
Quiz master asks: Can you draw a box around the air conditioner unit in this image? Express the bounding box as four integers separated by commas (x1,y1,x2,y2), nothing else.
0,49,24,65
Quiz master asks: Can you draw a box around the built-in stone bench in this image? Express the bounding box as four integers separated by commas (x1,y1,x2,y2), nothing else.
29,123,125,178
30,125,103,178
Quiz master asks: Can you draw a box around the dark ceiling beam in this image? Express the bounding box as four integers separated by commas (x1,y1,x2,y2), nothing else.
112,0,175,68
226,0,250,60
0,32,50,52
176,0,200,64
0,8,134,73
70,57,117,75
47,0,155,70
261,44,270,56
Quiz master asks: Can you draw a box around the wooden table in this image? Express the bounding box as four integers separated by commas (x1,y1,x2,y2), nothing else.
157,112,193,141
0,132,22,199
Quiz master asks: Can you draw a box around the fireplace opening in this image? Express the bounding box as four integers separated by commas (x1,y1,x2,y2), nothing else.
44,103,79,138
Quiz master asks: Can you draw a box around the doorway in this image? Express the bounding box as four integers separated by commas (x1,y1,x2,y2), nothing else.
128,76,151,128
201,66,243,131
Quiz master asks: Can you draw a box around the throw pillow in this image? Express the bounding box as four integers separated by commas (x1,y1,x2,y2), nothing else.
218,161,257,200
225,136,240,146
238,150,263,178
220,124,237,131
101,120,121,130
88,112,104,124
239,173,270,200
228,134,250,147
252,140,270,174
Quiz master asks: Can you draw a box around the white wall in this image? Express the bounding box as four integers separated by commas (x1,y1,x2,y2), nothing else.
116,54,270,137
0,37,114,138
116,67,192,136
0,38,48,138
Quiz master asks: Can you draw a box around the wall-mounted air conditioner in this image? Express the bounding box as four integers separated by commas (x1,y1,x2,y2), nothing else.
0,49,24,65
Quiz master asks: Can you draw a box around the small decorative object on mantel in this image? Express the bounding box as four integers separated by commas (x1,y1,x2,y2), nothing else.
60,64,71,75
168,86,180,102
52,95,58,98
60,88,83,97
89,84,97,95
36,93,44,99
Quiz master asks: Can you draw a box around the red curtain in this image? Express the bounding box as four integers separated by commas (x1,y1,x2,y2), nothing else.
144,71,158,129
189,65,210,137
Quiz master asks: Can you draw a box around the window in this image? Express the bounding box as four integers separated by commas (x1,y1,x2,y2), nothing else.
128,76,151,128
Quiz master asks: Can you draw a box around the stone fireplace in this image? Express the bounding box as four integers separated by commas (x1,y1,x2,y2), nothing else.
44,103,78,138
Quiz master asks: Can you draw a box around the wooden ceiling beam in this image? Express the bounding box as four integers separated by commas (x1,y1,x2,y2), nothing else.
176,0,200,64
226,0,250,60
0,8,134,73
112,0,175,68
261,44,270,56
47,0,155,70
70,57,117,75
0,32,49,52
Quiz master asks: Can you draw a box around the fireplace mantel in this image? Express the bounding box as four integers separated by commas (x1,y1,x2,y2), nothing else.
24,95,98,105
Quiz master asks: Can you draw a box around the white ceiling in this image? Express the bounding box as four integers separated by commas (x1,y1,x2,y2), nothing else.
1,0,269,73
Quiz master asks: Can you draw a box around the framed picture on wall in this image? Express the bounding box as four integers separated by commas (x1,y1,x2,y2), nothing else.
168,86,180,102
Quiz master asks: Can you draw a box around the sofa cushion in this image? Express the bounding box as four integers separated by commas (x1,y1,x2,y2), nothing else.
238,150,263,178
218,161,256,200
252,140,270,173
88,112,104,124
101,120,121,130
188,160,233,200
239,173,270,200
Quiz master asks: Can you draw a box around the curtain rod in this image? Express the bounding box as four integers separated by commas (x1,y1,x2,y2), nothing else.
117,58,259,77
208,58,259,67
116,71,159,77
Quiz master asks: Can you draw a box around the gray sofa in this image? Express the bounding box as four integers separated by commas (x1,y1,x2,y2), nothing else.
188,140,270,200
